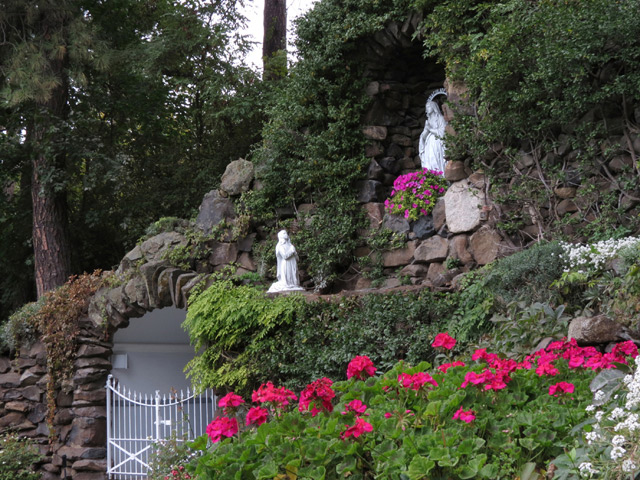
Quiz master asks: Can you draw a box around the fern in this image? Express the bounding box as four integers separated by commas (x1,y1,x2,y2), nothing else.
183,280,303,395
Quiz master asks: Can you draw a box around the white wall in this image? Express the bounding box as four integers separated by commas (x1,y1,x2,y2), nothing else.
111,307,195,395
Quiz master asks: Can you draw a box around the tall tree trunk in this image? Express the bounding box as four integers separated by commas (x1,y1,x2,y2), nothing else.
263,0,287,79
31,56,72,298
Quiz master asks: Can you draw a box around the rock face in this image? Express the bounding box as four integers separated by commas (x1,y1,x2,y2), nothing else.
195,190,236,233
470,227,503,265
219,159,254,196
444,179,484,233
568,315,631,345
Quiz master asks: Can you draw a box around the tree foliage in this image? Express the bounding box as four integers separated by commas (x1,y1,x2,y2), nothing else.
0,0,261,320
420,0,640,149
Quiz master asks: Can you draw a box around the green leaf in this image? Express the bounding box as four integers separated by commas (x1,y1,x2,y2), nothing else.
336,456,357,475
408,455,435,480
520,462,540,480
256,461,278,479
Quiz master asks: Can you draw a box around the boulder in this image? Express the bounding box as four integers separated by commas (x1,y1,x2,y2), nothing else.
432,198,446,231
362,203,385,231
449,234,474,265
367,159,386,181
362,126,387,140
139,232,187,263
357,180,384,203
208,242,239,266
219,158,254,196
382,241,417,267
411,215,436,239
382,213,410,234
444,161,468,182
568,315,631,345
414,236,449,263
469,227,502,265
444,179,484,233
195,190,236,234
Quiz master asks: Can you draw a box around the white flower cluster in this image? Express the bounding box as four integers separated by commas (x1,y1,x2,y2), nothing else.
580,358,640,478
579,462,598,476
559,237,640,274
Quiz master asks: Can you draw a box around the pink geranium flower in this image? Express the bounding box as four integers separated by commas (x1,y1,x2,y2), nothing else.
432,332,456,350
252,382,297,409
438,361,466,373
535,362,559,376
342,399,368,416
298,377,335,416
218,392,244,410
206,416,238,443
549,381,575,397
346,356,376,380
398,372,438,391
245,406,269,427
452,407,475,423
340,417,373,440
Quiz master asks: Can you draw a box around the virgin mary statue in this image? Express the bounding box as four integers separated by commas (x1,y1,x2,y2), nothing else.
418,96,447,172
267,230,304,293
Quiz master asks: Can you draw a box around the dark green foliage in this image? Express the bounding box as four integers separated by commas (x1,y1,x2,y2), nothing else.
0,0,261,321
422,0,640,147
482,242,566,306
245,0,414,286
183,280,304,395
183,282,457,397
0,433,42,480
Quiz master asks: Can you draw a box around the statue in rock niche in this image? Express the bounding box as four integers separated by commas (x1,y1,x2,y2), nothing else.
419,89,448,173
267,230,304,293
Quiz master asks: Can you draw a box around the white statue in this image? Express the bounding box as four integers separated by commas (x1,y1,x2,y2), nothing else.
419,89,448,173
267,230,303,293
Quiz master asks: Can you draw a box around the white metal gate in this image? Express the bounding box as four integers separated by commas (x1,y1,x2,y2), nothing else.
106,375,217,479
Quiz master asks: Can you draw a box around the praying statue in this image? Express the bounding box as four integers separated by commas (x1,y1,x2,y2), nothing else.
267,230,304,293
418,89,448,173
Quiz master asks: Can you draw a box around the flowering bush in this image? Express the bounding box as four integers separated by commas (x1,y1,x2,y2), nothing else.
189,334,639,479
552,356,640,479
384,169,448,221
559,237,640,274
0,433,42,480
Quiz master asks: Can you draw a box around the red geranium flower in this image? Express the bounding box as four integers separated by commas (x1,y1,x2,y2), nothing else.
438,361,466,373
452,407,476,423
432,332,456,350
342,399,367,416
252,382,297,409
340,417,373,440
398,372,438,391
218,392,244,409
549,381,575,397
346,356,376,380
298,377,335,416
206,416,238,443
245,406,269,426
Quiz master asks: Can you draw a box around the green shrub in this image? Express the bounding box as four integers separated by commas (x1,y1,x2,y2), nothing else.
0,299,44,354
482,241,565,306
0,432,42,480
245,0,414,287
258,290,455,393
183,280,304,395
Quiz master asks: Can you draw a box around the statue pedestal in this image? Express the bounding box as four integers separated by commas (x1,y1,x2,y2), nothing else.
267,282,304,293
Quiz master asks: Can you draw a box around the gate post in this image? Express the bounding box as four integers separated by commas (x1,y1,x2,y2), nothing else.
155,390,161,442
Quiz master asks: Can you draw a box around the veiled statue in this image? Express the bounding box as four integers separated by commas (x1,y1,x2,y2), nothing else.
267,230,303,293
419,89,448,172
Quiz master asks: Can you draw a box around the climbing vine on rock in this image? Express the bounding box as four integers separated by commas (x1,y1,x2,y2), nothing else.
34,271,108,434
